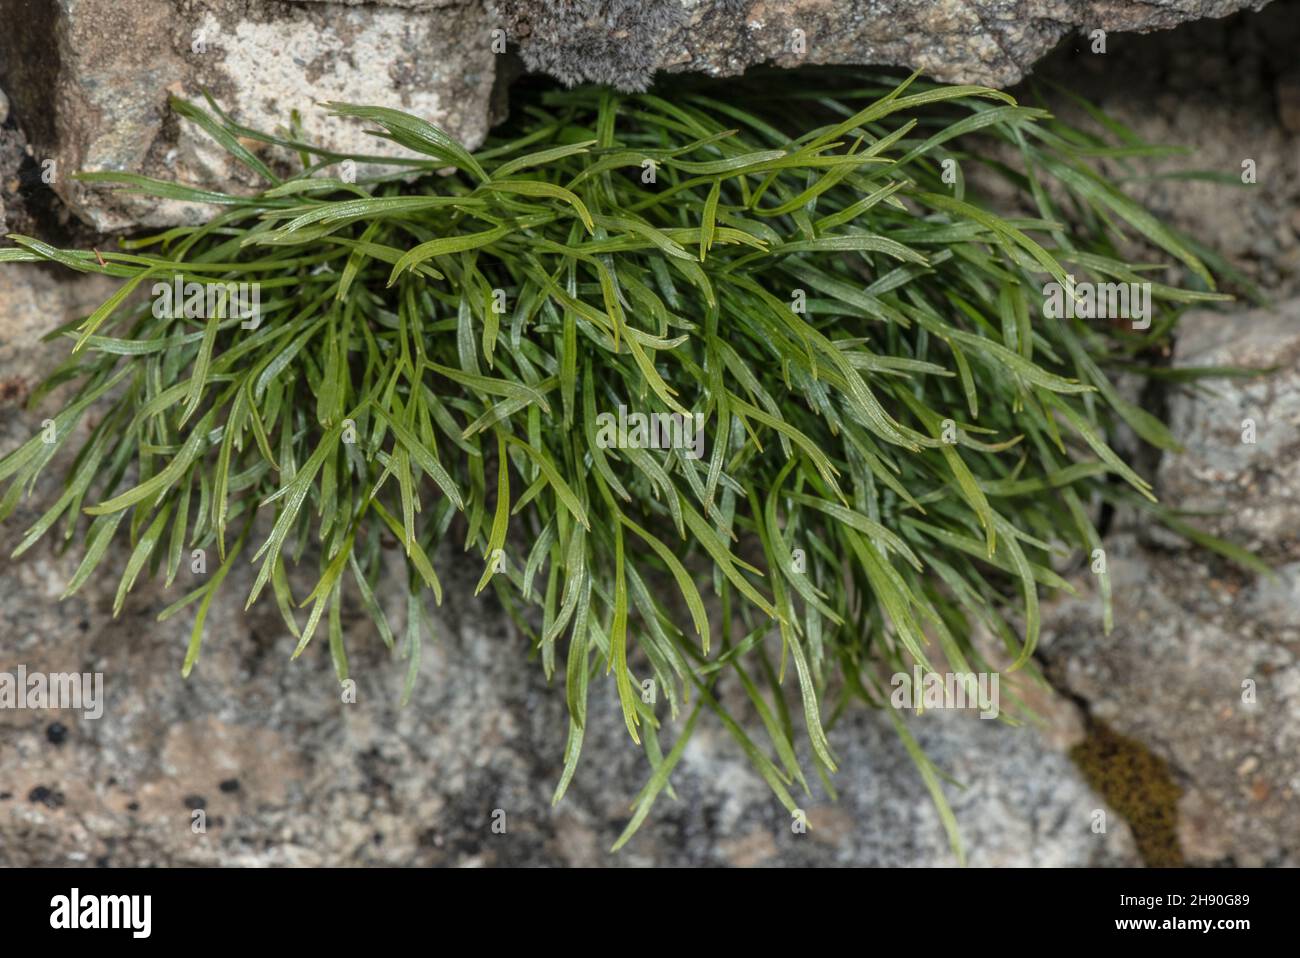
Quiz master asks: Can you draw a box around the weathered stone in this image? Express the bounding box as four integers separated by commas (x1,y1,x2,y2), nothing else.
0,0,1277,231
3,1,1294,869
1038,297,1300,868
0,110,24,238
0,0,498,231
1029,2,1300,300
493,0,1271,92
0,265,116,404
0,502,1135,865
1040,535,1300,866
1155,300,1300,560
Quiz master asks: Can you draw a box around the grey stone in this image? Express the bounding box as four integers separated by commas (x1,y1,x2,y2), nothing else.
493,0,1272,92
1039,536,1300,867
1155,300,1300,560
0,0,499,231
1035,297,1300,868
0,114,26,238
0,0,1276,230
1026,3,1300,299
0,515,1134,865
4,0,1291,869
0,265,116,401
297,0,454,7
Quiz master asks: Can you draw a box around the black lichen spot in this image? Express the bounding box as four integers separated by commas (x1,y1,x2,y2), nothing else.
1071,720,1185,867
126,801,140,812
28,785,66,809
46,722,68,746
218,778,240,793
182,794,207,811
0,377,26,404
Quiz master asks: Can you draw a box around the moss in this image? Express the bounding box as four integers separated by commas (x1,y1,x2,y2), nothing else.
1071,721,1184,867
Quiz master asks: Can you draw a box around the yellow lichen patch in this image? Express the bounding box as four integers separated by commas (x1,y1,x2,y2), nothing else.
1071,721,1185,867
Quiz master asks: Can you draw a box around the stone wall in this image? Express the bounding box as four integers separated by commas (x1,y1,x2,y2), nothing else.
1,1,1297,866
0,0,1271,229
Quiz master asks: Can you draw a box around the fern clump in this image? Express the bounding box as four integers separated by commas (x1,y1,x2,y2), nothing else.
0,72,1242,852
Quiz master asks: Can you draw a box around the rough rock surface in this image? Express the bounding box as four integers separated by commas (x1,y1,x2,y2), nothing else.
1,86,21,237
0,0,499,231
0,0,1275,231
1029,1,1300,299
3,4,1298,868
1040,535,1300,867
0,266,115,406
493,1,1270,91
0,571,1139,868
1155,302,1300,559
1038,296,1300,868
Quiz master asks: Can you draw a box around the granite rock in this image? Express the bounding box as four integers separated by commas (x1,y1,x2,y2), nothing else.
1156,300,1300,560
3,1,1294,869
1037,295,1300,868
494,0,1271,92
0,497,1135,865
1039,536,1300,867
1028,2,1300,299
0,0,499,231
0,265,116,404
0,0,1275,230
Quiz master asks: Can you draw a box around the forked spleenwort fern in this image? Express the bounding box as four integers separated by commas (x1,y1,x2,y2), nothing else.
0,71,1260,855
